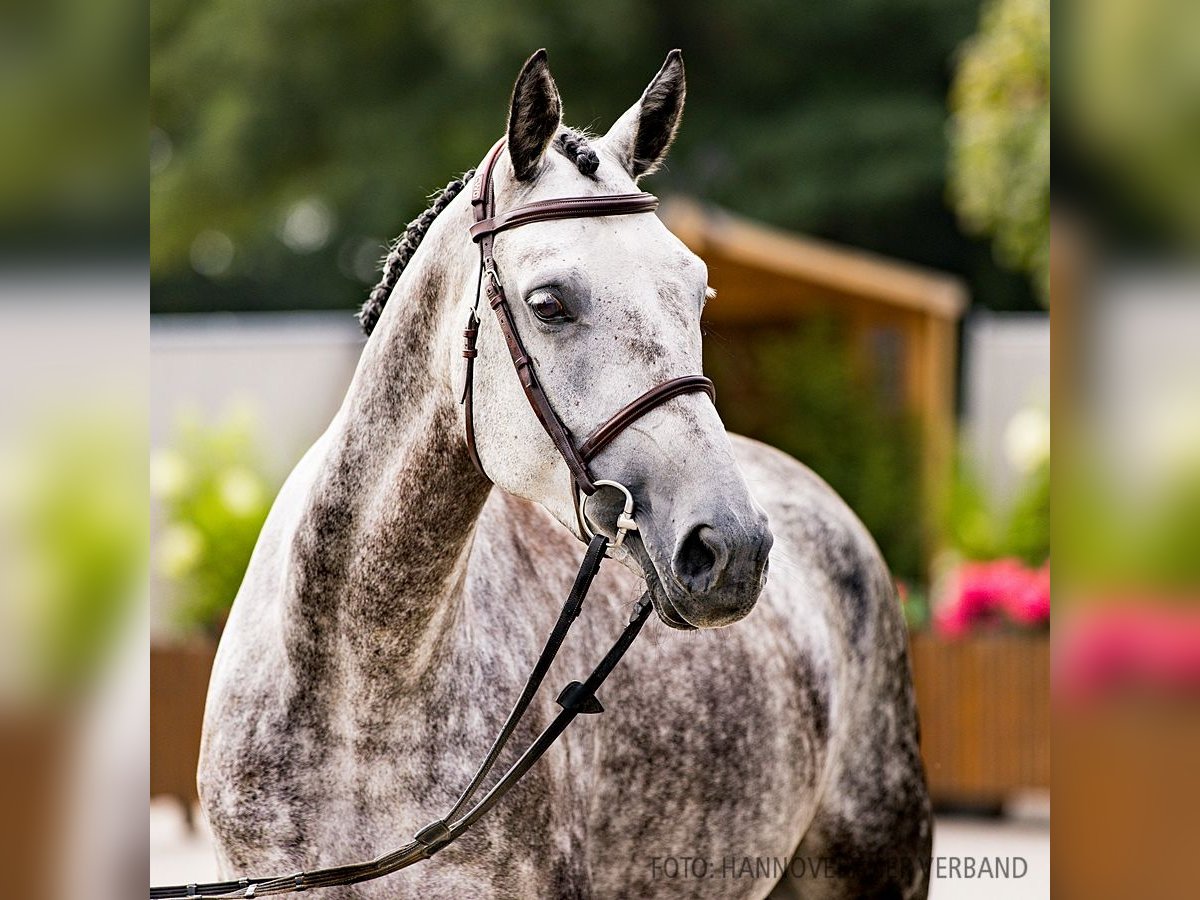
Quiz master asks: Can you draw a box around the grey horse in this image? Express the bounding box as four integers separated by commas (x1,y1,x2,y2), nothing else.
198,50,931,899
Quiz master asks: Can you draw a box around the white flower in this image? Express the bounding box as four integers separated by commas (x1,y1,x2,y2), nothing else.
158,523,204,578
1144,390,1200,478
218,467,265,517
1004,406,1050,474
150,449,191,499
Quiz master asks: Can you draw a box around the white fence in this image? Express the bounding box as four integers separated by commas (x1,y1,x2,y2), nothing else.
151,312,365,476
962,313,1051,505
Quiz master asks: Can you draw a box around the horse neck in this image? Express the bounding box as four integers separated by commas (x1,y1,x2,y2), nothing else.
286,196,492,684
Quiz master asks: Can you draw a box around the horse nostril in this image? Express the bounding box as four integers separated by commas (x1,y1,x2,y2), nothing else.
672,525,730,593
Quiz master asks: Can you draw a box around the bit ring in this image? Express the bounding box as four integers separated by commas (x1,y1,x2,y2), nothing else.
579,480,639,549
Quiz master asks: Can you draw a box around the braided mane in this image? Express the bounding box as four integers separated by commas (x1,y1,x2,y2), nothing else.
357,172,474,336
358,130,600,336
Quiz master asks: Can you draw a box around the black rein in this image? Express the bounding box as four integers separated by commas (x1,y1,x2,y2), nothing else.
150,533,653,898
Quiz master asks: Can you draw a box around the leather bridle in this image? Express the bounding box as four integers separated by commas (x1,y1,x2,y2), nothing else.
462,137,715,538
149,138,716,899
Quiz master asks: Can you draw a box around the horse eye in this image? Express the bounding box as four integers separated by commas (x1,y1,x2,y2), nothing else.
529,291,568,322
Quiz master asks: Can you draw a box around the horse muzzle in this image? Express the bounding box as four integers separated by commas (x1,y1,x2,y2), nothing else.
606,495,773,630
662,512,773,627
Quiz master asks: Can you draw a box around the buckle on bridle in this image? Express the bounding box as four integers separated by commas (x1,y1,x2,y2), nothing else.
482,264,502,300
579,480,639,550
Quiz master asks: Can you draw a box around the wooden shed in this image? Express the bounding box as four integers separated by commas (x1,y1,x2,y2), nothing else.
661,198,967,515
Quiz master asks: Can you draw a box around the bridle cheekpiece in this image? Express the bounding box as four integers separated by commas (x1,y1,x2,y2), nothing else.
460,137,715,543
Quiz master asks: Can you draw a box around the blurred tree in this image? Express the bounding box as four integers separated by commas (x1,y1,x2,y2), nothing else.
948,0,1050,301
0,0,145,258
150,0,1038,313
1060,0,1200,251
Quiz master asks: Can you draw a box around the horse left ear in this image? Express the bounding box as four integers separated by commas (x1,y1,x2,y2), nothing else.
507,49,563,182
603,50,686,180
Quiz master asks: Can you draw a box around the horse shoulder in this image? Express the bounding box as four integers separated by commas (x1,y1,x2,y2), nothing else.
198,433,342,873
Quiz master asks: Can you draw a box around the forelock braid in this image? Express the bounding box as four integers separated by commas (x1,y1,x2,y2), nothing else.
358,171,475,336
554,130,600,175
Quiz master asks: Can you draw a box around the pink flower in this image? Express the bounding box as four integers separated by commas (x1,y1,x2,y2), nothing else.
934,600,974,637
1003,563,1051,625
934,558,1051,637
1056,603,1200,701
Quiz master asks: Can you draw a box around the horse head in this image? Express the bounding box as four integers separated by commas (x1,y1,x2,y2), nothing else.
461,50,773,629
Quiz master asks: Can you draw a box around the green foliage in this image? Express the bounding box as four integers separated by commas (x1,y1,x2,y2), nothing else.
1060,459,1200,598
948,0,1050,301
150,0,1038,313
706,318,925,583
945,456,1049,565
900,582,932,631
0,411,146,699
152,409,274,636
0,0,145,254
1065,0,1200,248
1138,469,1200,589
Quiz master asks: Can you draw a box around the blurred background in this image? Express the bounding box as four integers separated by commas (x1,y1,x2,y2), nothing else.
2,0,1196,896
1,0,148,898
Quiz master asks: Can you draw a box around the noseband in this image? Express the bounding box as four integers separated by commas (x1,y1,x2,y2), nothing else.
461,138,715,534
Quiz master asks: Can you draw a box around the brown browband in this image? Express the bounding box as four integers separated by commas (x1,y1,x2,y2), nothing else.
462,138,715,509
469,193,660,242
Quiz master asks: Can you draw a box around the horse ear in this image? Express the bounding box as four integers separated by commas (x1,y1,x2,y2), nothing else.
506,49,563,182
603,50,686,180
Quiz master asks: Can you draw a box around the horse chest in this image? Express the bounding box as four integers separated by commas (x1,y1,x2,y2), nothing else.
318,675,817,899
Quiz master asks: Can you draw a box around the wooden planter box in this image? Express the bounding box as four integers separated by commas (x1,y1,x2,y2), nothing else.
908,631,1050,807
0,713,66,900
151,639,217,816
